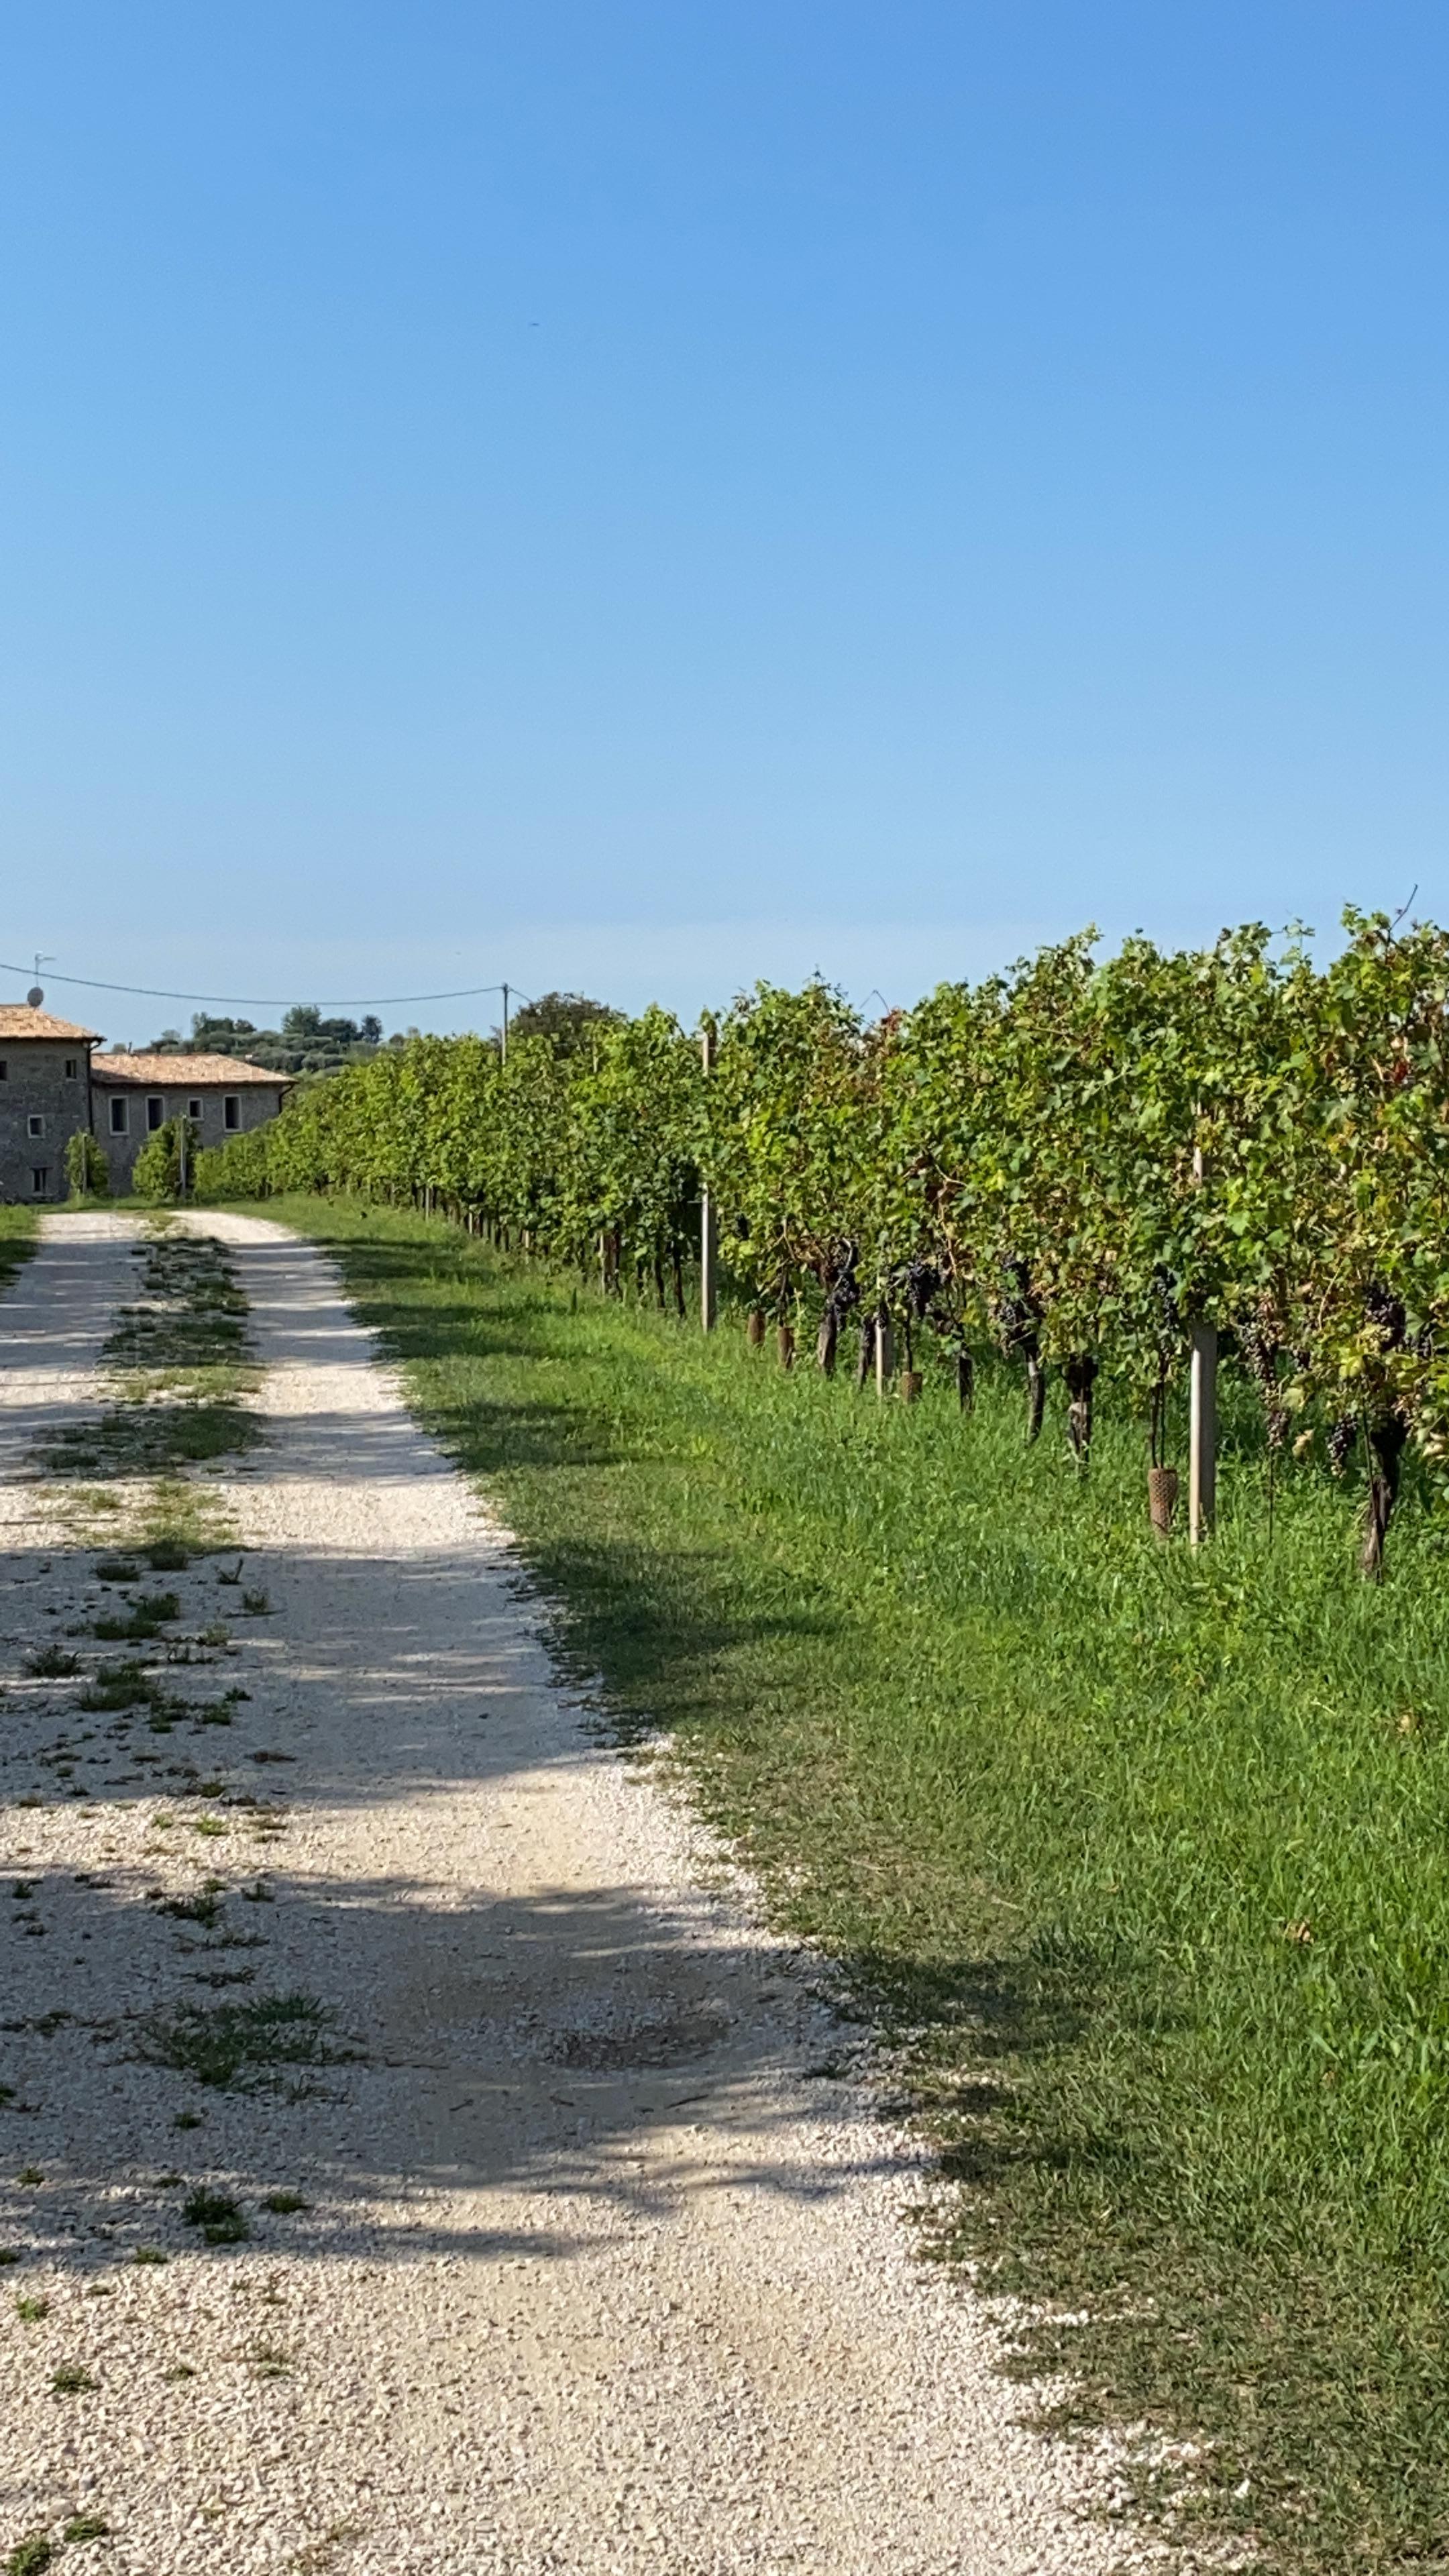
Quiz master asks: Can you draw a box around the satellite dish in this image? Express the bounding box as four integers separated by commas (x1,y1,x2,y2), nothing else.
26,986,43,1008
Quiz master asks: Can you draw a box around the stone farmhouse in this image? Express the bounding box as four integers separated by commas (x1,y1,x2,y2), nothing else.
0,1002,290,1201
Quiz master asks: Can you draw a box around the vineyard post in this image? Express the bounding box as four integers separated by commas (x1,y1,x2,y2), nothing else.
500,984,509,1065
875,1311,894,1401
700,1024,717,1331
1189,1324,1218,1544
1189,1136,1216,1544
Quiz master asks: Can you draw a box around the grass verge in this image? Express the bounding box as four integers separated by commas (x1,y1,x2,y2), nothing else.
240,1194,1449,2569
0,1205,39,1294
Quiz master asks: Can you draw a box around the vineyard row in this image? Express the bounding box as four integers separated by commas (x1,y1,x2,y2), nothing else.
195,907,1449,1573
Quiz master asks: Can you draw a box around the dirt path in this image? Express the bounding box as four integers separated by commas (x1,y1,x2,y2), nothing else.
0,1213,1139,2575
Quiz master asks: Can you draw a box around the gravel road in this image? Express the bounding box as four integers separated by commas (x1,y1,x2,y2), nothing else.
0,1211,1142,2575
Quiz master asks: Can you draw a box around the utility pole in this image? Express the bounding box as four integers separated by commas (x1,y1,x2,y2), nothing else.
700,1024,717,1332
500,983,510,1065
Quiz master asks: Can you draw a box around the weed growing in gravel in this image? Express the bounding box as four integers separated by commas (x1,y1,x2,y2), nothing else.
78,1661,160,1713
250,2343,290,2378
5,2536,56,2575
43,1399,261,1479
180,2188,248,2244
60,2518,108,2545
144,1537,189,1572
15,2295,48,2322
158,1887,224,1927
95,1557,140,1582
130,2247,168,2265
172,2110,205,2131
16,2168,43,2188
50,2365,95,2396
0,2249,21,2267
23,1648,79,1680
91,1592,180,1642
241,1588,272,1615
261,2190,308,2214
141,1992,357,2092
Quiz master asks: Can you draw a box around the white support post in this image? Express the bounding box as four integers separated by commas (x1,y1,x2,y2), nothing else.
1188,1132,1216,1547
700,1026,717,1332
1190,1321,1218,1546
875,1312,893,1401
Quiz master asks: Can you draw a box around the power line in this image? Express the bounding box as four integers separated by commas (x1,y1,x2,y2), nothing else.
0,959,521,1012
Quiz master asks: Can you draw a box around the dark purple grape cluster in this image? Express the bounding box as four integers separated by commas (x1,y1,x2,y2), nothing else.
823,1240,861,1324
1363,1279,1407,1348
1327,1415,1356,1477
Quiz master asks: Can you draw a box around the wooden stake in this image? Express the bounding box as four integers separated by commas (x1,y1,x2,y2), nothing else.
700,1026,717,1332
1189,1322,1218,1545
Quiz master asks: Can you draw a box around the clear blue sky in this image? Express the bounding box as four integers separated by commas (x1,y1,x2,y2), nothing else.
3,3,1447,1040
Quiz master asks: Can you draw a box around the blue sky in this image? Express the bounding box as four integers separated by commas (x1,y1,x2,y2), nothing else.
2,3,1447,1039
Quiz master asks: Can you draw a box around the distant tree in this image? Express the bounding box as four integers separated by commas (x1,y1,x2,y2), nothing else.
144,1006,384,1076
502,991,624,1056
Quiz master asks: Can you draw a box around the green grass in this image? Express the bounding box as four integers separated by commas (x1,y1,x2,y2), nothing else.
238,1195,1449,2569
180,2186,248,2244
0,1206,38,1293
140,1992,357,2092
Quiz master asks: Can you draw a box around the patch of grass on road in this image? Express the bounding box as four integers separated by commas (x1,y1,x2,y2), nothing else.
40,1226,261,1482
242,1194,1449,2571
142,1992,358,2092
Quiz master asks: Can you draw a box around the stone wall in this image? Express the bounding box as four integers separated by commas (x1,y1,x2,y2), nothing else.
0,1043,91,1203
96,1081,287,1193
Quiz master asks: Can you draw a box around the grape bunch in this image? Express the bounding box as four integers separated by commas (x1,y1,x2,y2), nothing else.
1363,1279,1407,1348
1327,1415,1356,1477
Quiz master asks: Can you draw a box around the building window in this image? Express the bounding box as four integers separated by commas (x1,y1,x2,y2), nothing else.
187,1098,203,1121
223,1095,240,1131
27,1115,43,1138
146,1096,165,1132
30,1169,48,1197
109,1096,128,1135
64,1058,78,1079
0,1059,7,1079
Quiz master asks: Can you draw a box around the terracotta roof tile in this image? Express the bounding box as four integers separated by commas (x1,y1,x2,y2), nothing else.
90,1053,290,1087
0,1006,102,1042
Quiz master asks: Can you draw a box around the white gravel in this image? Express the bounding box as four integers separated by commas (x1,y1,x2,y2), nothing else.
0,1210,1148,2574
